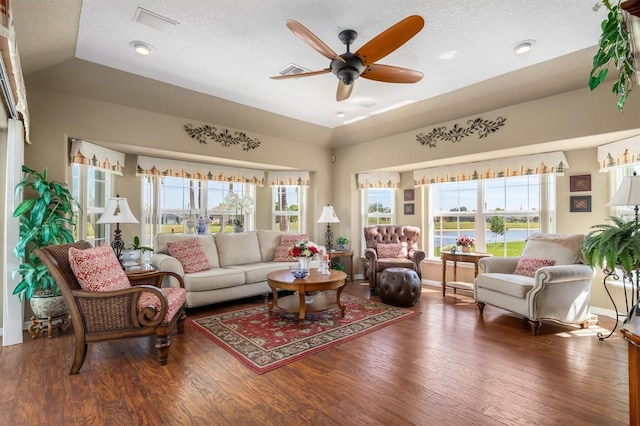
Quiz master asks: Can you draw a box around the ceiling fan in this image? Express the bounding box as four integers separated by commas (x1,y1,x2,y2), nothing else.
271,15,425,101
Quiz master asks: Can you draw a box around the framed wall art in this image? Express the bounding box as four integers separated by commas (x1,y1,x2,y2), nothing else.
404,189,415,202
570,195,591,212
404,203,415,215
570,174,591,192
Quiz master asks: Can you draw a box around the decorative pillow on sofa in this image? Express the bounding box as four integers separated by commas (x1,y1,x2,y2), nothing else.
513,257,555,278
167,238,211,273
376,242,408,258
273,245,297,262
279,233,310,246
69,243,131,292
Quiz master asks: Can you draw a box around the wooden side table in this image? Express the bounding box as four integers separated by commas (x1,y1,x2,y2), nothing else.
621,314,640,425
329,249,354,282
440,251,491,296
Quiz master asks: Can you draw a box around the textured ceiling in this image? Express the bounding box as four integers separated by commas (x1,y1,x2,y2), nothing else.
11,0,617,149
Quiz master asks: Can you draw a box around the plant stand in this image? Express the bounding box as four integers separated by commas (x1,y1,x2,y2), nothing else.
28,314,71,339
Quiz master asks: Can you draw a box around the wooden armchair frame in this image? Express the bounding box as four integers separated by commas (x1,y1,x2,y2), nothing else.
34,242,186,374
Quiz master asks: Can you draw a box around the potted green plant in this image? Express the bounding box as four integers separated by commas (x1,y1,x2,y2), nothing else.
336,236,349,250
589,0,638,111
121,236,154,269
12,165,80,318
580,215,640,275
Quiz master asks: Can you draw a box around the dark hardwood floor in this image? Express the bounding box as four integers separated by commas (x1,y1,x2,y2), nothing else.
0,281,629,425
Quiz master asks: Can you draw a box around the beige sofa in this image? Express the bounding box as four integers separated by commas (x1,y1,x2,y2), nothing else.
151,230,318,308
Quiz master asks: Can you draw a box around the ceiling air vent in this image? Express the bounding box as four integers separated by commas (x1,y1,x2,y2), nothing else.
277,63,311,76
133,8,179,34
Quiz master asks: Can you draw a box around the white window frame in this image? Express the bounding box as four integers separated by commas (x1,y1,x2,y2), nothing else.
143,176,256,236
71,163,112,247
272,185,306,233
428,174,555,258
361,188,396,226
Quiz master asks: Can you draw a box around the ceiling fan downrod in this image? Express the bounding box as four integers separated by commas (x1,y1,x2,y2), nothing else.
331,29,364,85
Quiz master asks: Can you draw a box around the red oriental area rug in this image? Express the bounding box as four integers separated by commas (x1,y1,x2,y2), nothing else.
187,295,420,374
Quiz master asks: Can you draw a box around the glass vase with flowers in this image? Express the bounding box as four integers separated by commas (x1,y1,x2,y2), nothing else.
289,240,319,271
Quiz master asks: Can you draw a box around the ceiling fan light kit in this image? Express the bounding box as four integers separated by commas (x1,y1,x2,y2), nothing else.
271,15,425,101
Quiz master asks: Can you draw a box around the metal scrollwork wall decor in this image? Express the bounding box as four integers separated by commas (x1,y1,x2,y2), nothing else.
416,116,507,148
184,124,261,151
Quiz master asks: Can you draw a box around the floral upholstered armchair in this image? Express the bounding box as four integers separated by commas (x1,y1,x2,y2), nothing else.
363,225,425,294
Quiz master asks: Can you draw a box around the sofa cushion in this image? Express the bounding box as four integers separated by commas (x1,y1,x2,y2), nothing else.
167,238,211,273
156,233,219,268
513,257,555,277
69,243,131,292
180,268,246,292
520,233,584,265
227,263,291,284
215,231,262,266
475,272,534,298
257,229,285,262
273,245,297,262
377,242,408,258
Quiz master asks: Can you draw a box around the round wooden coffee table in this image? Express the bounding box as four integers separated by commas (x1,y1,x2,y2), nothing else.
266,268,348,324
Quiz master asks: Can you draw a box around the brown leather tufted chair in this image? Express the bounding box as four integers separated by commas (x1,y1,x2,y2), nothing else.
363,225,425,294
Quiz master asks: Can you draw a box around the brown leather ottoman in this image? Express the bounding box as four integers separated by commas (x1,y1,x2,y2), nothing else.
378,267,422,307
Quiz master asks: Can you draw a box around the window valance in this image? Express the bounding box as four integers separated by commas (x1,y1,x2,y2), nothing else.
413,151,568,185
70,139,125,175
136,155,265,186
597,135,640,171
268,171,310,187
357,173,401,189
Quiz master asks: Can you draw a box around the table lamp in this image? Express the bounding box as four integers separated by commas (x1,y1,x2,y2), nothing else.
317,205,340,251
96,195,139,261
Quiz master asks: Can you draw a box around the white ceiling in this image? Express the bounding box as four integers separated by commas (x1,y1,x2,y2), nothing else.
11,0,620,151
72,0,606,128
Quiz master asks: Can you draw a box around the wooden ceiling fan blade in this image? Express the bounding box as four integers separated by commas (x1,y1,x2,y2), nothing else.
361,64,423,83
270,69,331,79
354,15,424,66
286,20,346,63
336,81,354,101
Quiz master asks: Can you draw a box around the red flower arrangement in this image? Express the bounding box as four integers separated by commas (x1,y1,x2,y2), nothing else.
288,240,319,258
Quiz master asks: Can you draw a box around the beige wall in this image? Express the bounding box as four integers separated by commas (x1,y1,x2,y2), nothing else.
332,86,640,314
2,84,639,329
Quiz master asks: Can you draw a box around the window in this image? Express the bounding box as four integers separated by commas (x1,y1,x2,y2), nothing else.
71,164,111,246
362,188,395,225
272,185,306,232
430,174,555,257
143,176,255,236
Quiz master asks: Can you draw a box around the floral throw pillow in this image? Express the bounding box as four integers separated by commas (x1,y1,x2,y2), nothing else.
279,233,310,247
377,242,408,258
513,257,555,278
167,238,211,273
273,245,297,262
69,243,131,292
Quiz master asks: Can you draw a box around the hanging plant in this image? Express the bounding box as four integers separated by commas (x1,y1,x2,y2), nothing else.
589,0,638,111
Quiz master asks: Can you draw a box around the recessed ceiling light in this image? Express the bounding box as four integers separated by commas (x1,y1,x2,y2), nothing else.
336,112,345,118
130,41,153,56
513,40,535,55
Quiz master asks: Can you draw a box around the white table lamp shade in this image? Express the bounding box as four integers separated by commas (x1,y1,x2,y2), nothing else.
607,174,640,207
317,205,340,223
97,197,139,224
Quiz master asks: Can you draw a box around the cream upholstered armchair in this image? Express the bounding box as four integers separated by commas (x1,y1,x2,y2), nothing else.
474,233,595,335
364,225,425,294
